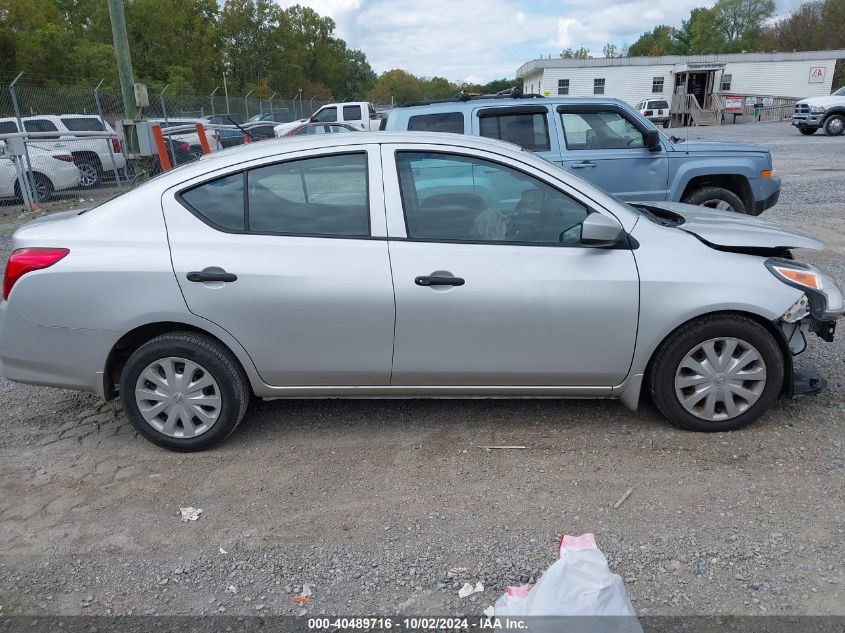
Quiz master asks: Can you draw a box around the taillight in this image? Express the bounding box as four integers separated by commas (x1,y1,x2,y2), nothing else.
111,138,122,154
644,110,653,116
53,155,74,162
2,248,69,300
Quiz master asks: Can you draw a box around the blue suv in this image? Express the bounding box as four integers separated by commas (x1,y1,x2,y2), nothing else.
383,95,780,215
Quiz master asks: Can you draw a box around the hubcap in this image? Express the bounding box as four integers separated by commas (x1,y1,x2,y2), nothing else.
701,199,735,211
674,337,767,422
134,357,222,438
78,163,98,187
34,179,49,201
829,118,844,134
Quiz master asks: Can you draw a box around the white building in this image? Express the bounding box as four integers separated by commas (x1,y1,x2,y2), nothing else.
517,50,845,125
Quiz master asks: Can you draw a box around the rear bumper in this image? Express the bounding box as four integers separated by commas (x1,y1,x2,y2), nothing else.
0,301,115,398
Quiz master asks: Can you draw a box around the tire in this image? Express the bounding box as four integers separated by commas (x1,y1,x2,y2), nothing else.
662,120,670,129
119,332,250,451
798,127,817,135
682,186,747,214
648,314,785,433
823,114,845,136
75,159,102,188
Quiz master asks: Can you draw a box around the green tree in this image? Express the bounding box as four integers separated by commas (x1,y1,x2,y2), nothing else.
560,46,590,59
365,69,423,104
712,0,775,51
628,25,675,56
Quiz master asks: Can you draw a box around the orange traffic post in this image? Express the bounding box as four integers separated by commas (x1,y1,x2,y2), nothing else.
151,124,172,171
195,123,211,155
243,132,250,144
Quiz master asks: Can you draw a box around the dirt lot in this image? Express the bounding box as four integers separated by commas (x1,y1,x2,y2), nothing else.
0,121,843,618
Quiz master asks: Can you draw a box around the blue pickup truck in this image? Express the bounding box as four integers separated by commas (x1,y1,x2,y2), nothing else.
383,95,780,215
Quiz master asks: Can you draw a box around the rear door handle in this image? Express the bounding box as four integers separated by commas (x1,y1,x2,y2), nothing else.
187,269,238,283
415,275,465,287
571,161,596,169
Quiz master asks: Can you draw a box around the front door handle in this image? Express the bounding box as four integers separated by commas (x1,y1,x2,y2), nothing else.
571,161,596,169
415,275,465,287
187,269,238,283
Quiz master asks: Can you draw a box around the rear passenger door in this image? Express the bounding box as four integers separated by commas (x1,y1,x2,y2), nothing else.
161,145,396,387
557,105,669,201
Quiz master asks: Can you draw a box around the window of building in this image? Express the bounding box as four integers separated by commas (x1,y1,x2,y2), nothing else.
408,112,465,134
396,151,589,245
557,79,570,95
593,78,605,95
652,77,664,93
720,74,732,91
478,111,550,152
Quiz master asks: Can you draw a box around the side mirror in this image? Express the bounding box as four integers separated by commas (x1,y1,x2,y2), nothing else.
580,212,625,247
644,129,661,150
309,116,317,123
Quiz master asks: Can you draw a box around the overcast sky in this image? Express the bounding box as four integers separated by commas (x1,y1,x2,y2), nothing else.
275,0,807,82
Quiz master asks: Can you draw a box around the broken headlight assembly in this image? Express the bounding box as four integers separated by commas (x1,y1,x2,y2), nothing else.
766,259,845,321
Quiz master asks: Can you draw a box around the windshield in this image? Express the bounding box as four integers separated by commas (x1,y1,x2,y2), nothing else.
834,86,845,96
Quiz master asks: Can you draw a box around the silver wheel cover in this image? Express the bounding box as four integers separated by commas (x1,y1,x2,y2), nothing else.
828,117,844,135
135,357,222,438
78,163,98,187
701,199,735,211
674,337,767,422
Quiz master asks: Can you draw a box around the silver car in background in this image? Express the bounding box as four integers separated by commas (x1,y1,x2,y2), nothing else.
0,132,842,451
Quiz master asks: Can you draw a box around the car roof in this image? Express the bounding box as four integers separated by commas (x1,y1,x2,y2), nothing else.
394,96,630,114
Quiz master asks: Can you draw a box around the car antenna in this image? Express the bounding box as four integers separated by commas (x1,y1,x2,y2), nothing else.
227,115,254,141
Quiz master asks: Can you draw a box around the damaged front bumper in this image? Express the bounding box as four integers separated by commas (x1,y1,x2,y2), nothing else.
777,293,840,397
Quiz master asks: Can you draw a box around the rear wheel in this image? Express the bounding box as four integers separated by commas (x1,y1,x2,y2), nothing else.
823,114,844,136
662,120,670,129
798,127,817,135
682,186,746,214
649,315,784,432
119,332,250,451
75,159,102,188
15,173,55,203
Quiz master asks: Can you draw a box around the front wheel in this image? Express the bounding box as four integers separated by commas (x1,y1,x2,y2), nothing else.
823,114,844,136
682,186,747,214
798,127,817,135
648,315,784,432
119,332,250,451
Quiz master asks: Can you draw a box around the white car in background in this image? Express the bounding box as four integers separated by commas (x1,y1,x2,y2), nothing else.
0,143,81,201
634,98,671,128
0,114,127,188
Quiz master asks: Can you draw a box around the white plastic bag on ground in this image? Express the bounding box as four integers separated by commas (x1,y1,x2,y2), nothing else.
493,533,641,632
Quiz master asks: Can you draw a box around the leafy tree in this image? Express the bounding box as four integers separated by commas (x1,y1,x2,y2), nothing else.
602,43,622,58
712,0,775,51
560,46,590,59
365,69,423,104
628,25,675,56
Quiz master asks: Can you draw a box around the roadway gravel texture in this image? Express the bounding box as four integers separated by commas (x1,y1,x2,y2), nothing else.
0,121,843,619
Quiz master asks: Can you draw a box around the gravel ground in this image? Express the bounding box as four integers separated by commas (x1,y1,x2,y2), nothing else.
0,121,843,618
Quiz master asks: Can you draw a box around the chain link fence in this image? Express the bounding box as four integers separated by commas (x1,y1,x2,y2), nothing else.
1,78,378,213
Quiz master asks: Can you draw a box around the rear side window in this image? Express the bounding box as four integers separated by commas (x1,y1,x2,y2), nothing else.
61,117,105,132
23,119,61,139
478,112,550,151
343,105,363,121
408,112,464,134
247,153,369,236
181,173,245,231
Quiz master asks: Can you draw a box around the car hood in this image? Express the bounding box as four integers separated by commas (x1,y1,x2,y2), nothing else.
638,201,824,250
667,139,768,154
796,95,844,108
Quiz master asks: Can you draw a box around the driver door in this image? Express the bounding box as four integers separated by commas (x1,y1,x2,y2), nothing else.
558,105,669,202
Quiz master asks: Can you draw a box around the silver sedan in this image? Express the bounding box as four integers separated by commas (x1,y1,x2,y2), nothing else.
1,132,842,450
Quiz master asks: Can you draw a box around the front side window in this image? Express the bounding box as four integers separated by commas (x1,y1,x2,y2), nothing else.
247,153,368,236
560,110,645,150
181,173,245,231
343,105,363,121
408,112,464,134
478,112,550,151
313,107,337,123
558,79,569,95
0,121,18,134
720,74,732,91
593,78,605,95
396,151,589,245
652,77,664,93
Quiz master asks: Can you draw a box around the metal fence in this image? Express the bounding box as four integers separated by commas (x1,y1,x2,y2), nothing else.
0,77,368,212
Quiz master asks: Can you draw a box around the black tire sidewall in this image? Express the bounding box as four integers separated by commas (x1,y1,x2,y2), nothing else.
798,127,817,135
824,114,845,136
119,334,247,451
682,186,747,214
650,317,785,432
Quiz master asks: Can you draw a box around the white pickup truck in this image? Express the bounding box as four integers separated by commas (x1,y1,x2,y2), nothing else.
274,101,380,136
792,85,845,136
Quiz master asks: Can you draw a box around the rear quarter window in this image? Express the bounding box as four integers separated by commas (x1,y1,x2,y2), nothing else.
180,173,245,231
407,112,464,134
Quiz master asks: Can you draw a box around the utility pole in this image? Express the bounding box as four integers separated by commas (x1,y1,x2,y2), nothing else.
107,0,138,119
